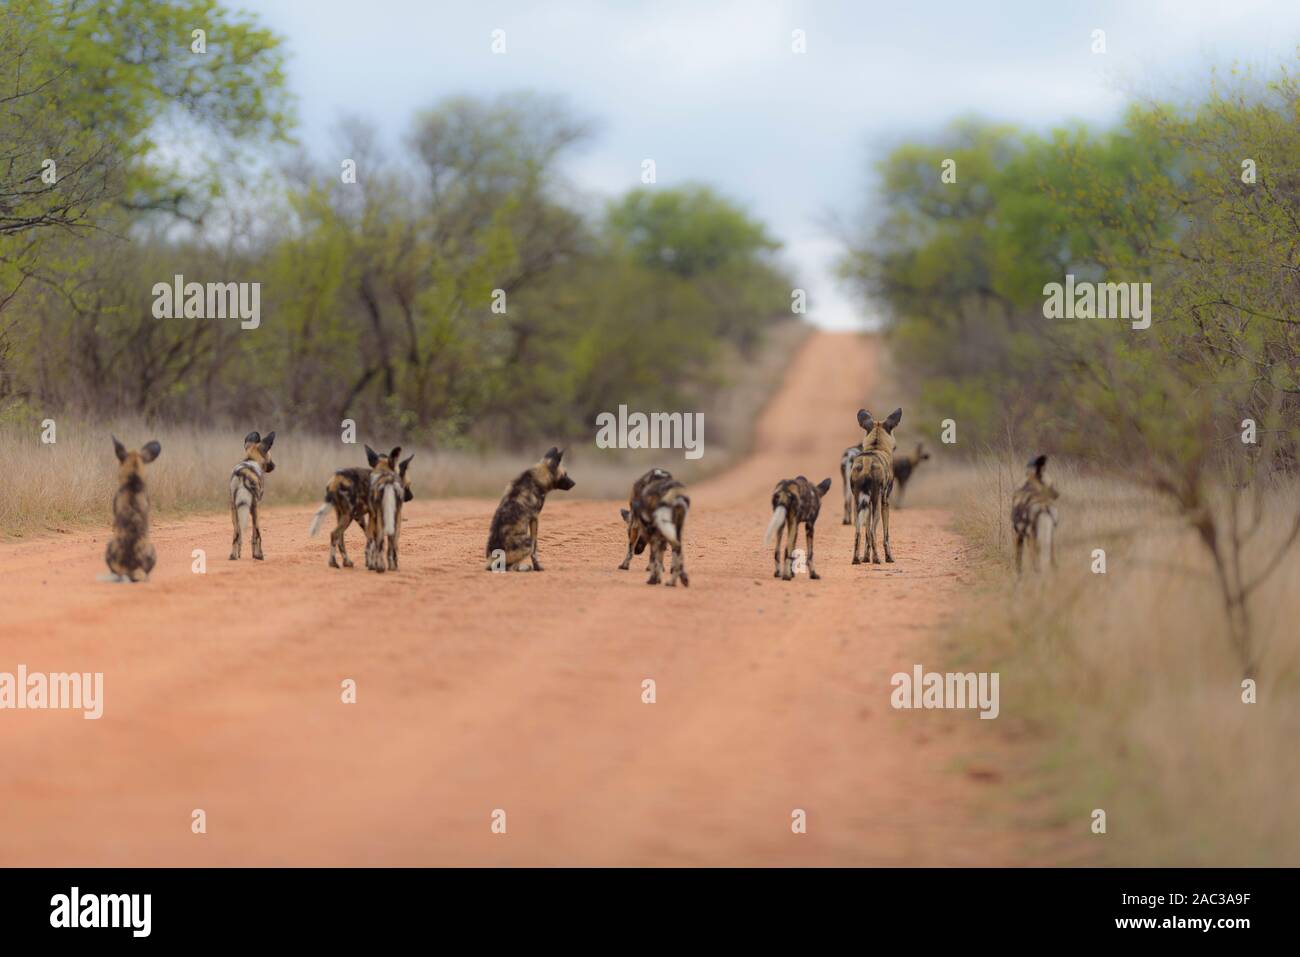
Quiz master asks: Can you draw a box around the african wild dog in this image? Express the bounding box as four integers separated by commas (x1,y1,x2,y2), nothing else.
485,447,576,571
618,466,672,571
308,449,415,569
634,475,690,586
850,407,902,565
891,443,931,509
765,475,832,581
364,446,414,573
229,430,275,560
104,437,161,582
1011,454,1060,574
840,443,864,525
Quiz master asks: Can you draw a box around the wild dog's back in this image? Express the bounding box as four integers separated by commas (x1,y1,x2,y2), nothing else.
105,437,161,582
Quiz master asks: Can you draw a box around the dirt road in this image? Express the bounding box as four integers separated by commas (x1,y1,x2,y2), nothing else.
0,332,1016,866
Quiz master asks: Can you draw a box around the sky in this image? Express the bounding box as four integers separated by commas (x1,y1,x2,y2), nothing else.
249,0,1300,329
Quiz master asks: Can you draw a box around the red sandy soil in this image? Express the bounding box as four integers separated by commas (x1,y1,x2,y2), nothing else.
0,332,1021,865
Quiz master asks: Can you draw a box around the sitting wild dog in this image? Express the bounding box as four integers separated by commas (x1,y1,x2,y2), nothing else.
308,449,415,569
850,407,902,565
891,443,931,509
229,430,275,560
1011,454,1060,574
485,447,575,571
364,446,414,573
105,437,161,582
618,466,673,570
634,475,690,586
765,475,832,581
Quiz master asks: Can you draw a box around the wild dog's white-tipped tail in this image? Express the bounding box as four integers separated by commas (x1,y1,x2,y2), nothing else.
383,484,397,537
764,505,787,545
308,502,329,537
653,505,678,545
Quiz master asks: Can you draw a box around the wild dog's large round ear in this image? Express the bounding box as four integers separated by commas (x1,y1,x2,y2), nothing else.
620,508,630,522
1031,454,1048,478
244,431,261,447
816,478,833,496
260,431,276,452
399,453,414,474
857,409,873,431
883,408,903,432
364,444,380,467
140,441,162,463
544,446,562,465
112,435,127,463
387,446,402,465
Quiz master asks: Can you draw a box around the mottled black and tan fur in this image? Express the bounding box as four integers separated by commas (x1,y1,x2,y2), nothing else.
105,437,161,582
618,466,672,571
364,445,414,573
850,407,901,565
764,475,832,580
485,447,575,571
1011,454,1060,574
229,430,275,561
634,476,690,587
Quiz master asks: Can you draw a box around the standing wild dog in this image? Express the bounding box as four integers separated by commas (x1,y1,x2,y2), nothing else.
1011,454,1060,574
850,407,902,565
634,475,690,586
891,443,931,509
485,447,576,571
308,452,415,569
765,475,832,580
840,443,865,524
229,430,275,560
364,446,414,573
618,466,672,570
105,437,161,582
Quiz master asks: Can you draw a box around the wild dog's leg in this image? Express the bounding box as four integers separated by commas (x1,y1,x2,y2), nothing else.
1014,532,1025,575
646,541,663,585
1044,510,1057,569
806,523,820,580
331,512,353,568
868,489,882,564
142,542,157,576
250,499,264,560
772,515,784,578
782,513,798,581
882,487,894,563
229,500,242,560
667,537,683,586
529,515,543,572
619,519,636,570
852,492,864,564
894,478,906,509
842,461,853,525
387,518,399,571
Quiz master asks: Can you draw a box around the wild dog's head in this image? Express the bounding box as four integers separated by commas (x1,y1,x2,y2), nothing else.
365,444,401,471
242,430,276,473
857,407,902,456
915,442,931,463
1026,454,1060,498
112,436,161,484
365,445,413,501
536,446,575,492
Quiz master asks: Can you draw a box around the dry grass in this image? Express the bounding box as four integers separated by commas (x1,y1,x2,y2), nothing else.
0,320,810,538
906,451,1300,865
